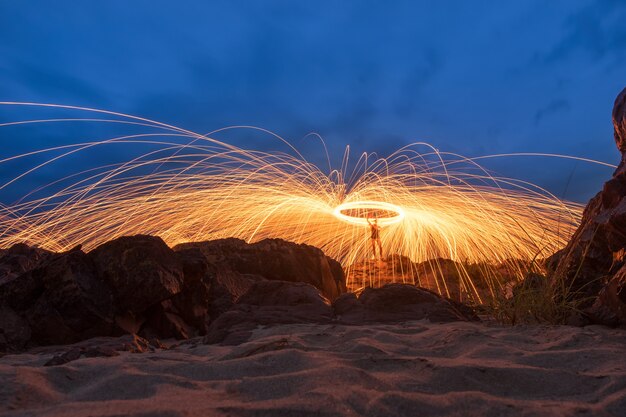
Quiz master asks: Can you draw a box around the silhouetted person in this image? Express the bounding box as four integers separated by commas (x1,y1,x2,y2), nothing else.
367,216,383,260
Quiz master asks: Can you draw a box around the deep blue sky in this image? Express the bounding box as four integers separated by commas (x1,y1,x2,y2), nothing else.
1,0,625,203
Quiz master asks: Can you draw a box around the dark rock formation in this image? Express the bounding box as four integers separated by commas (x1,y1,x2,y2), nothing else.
549,89,626,282
0,247,118,347
174,238,346,301
333,283,480,324
204,280,333,344
0,235,348,351
549,87,626,325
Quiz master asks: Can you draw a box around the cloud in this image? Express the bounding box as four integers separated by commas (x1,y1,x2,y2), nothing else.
540,0,626,65
534,99,571,124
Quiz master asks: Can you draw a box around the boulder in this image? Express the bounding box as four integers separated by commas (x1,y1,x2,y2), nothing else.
204,280,333,344
89,235,184,314
333,283,479,324
174,238,346,301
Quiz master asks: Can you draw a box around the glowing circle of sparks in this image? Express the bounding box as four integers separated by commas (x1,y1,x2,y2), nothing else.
333,201,405,226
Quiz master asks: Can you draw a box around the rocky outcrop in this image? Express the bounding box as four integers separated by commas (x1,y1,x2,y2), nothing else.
174,238,346,301
549,87,626,325
0,247,118,348
0,235,348,351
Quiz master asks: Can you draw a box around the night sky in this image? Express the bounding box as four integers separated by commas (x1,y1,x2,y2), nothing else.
1,0,625,203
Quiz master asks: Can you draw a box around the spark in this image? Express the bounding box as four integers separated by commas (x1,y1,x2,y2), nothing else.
0,102,613,302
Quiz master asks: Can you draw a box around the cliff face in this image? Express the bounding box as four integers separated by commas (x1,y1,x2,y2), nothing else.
549,87,626,324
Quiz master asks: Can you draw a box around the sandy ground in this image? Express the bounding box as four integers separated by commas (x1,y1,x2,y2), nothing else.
1,321,625,417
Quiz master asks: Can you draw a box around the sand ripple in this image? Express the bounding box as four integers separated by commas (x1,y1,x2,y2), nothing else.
1,322,625,417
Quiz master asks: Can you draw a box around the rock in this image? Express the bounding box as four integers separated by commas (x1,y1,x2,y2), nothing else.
71,334,167,354
549,87,626,305
44,347,83,366
204,280,333,344
0,235,349,350
614,87,626,154
89,235,184,314
104,246,214,339
586,264,626,326
42,334,166,366
0,243,52,284
0,248,118,347
0,306,31,352
165,246,266,330
207,270,266,323
333,283,479,324
141,299,195,340
170,248,216,329
174,238,346,301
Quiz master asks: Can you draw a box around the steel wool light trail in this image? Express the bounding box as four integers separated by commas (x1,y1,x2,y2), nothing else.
0,102,606,302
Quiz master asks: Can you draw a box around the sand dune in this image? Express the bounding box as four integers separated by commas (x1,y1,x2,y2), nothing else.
1,321,625,417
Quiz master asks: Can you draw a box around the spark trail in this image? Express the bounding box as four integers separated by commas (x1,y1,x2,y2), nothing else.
0,103,606,302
